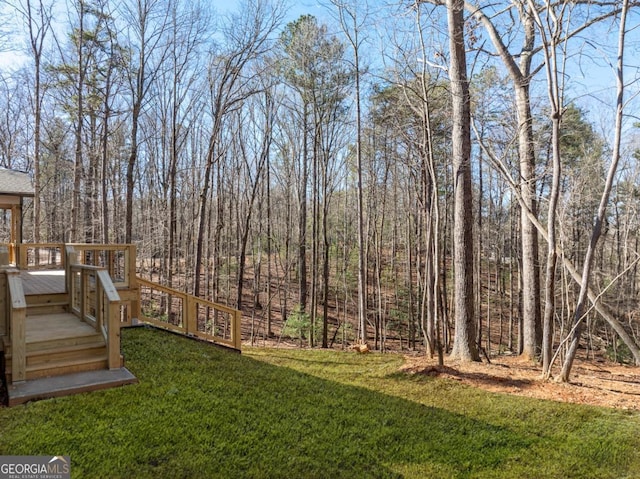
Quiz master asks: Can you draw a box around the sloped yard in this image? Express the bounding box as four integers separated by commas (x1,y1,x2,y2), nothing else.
1,327,639,478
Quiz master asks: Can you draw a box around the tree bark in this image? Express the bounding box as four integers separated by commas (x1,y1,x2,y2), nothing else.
528,0,563,377
560,0,630,381
447,0,479,362
70,0,85,243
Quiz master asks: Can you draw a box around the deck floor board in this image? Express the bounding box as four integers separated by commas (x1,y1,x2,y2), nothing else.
20,270,66,295
26,313,97,343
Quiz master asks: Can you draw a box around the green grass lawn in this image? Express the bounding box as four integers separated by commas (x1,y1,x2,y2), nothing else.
1,327,639,479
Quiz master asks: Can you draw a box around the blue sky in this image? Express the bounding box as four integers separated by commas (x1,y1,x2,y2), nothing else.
0,0,332,69
0,0,635,138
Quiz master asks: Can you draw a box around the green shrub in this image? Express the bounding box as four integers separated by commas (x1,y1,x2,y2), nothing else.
606,339,633,364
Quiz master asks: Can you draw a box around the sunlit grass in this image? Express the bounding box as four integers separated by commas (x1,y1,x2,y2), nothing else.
1,328,639,478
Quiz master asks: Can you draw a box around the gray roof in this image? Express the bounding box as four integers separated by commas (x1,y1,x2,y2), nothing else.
0,168,34,196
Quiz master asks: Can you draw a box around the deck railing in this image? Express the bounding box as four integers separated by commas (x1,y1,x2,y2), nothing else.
65,244,139,326
3,242,136,288
1,242,238,354
137,277,242,351
69,263,121,369
68,243,136,289
13,243,65,270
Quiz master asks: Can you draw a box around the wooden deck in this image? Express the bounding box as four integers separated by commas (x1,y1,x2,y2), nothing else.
3,260,138,406
2,242,241,406
20,270,65,295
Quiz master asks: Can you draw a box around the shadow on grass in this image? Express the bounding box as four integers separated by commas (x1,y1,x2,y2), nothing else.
0,328,637,479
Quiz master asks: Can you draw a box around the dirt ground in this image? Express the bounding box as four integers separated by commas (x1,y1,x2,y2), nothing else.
400,353,640,410
255,334,640,410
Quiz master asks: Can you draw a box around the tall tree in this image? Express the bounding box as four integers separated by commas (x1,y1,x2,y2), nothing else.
279,14,350,337
279,15,316,314
18,0,53,243
193,0,284,298
420,0,541,360
235,88,275,310
68,0,86,242
528,0,565,377
120,0,170,244
165,0,209,288
446,0,478,361
328,0,370,346
560,0,630,381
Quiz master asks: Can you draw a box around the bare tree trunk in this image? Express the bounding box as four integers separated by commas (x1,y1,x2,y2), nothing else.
298,103,309,311
101,56,114,244
235,94,272,310
266,145,273,337
70,0,85,243
309,122,319,346
560,0,630,381
24,0,52,244
322,172,330,348
529,0,564,378
515,3,542,358
354,41,366,345
447,0,479,362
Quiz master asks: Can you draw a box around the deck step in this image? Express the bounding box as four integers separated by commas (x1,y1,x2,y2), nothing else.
26,354,109,380
4,339,106,361
26,341,107,366
7,368,138,407
27,303,69,315
6,354,109,382
25,292,69,305
25,292,69,315
25,331,104,353
4,312,110,383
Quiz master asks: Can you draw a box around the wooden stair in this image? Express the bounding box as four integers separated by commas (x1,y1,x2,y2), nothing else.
4,310,137,406
25,293,69,315
4,313,109,383
2,267,137,406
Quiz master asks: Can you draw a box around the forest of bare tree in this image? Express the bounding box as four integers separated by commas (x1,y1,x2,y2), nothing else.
1,0,640,382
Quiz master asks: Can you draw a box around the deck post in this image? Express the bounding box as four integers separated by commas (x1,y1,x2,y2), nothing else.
233,310,242,350
105,292,121,369
186,296,196,335
97,270,121,369
80,269,87,321
128,245,140,321
0,269,6,337
107,305,120,369
7,269,26,383
8,243,15,266
17,244,28,270
65,246,78,294
0,245,9,266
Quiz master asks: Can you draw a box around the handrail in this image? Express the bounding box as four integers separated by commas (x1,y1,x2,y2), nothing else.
97,269,121,369
6,269,26,382
69,263,122,369
137,277,242,351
